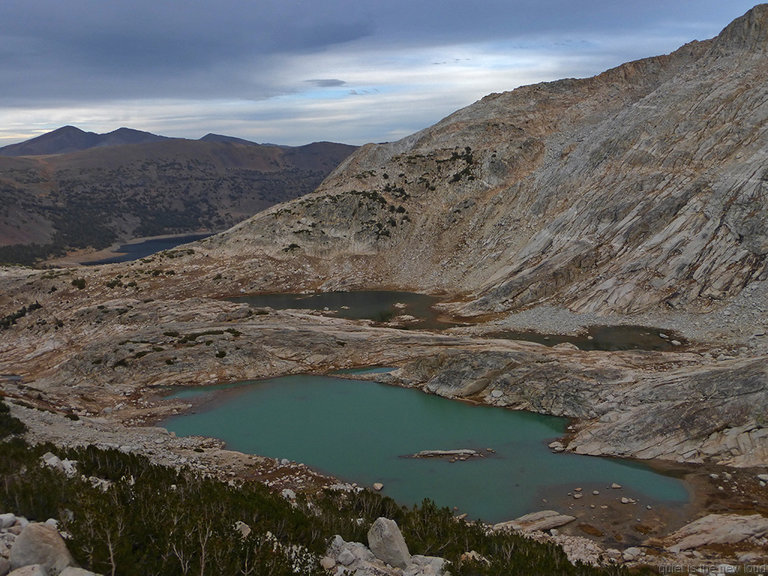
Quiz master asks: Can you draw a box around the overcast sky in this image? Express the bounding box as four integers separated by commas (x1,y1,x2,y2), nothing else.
0,1,759,146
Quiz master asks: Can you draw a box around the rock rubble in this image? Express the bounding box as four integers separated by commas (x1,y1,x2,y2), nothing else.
0,513,101,576
323,518,448,576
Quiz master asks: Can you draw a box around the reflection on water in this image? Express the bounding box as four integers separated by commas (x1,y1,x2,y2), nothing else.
230,290,458,329
490,325,682,351
163,374,688,523
232,291,682,351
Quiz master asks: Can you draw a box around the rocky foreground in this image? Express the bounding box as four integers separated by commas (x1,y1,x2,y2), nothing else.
0,512,101,576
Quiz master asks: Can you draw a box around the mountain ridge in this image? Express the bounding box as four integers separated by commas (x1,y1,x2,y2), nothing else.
0,125,346,157
0,125,171,156
190,4,768,318
0,136,357,263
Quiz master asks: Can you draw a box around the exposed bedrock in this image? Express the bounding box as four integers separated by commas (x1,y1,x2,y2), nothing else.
392,349,768,467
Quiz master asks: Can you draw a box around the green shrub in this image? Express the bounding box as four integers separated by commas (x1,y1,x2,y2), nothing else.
0,400,27,439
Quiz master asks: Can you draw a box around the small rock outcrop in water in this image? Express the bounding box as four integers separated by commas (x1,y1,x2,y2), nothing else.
493,510,576,533
411,449,481,459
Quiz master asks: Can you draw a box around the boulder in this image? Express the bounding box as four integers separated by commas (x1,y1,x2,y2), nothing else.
622,547,643,562
9,523,75,575
39,454,76,478
337,548,356,566
367,517,411,569
234,521,251,539
0,514,16,530
0,557,10,576
59,570,102,576
405,555,447,575
40,453,61,470
7,566,47,576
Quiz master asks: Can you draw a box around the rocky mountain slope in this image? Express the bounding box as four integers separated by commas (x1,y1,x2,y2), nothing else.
0,130,356,264
194,4,768,318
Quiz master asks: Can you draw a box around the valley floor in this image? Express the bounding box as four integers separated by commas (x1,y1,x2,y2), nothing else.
1,262,767,569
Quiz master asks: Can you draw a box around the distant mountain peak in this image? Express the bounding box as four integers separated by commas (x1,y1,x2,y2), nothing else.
0,126,168,157
199,133,258,146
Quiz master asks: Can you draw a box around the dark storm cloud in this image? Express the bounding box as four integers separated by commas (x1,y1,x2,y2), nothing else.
0,0,373,103
307,79,348,88
0,0,760,145
0,0,756,105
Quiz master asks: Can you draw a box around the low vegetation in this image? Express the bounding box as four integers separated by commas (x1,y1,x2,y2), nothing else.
0,400,644,575
0,301,42,330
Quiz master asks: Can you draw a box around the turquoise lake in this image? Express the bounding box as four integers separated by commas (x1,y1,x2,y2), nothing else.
163,374,688,523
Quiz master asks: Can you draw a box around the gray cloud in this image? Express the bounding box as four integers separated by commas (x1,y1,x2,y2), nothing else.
307,79,348,88
0,0,759,144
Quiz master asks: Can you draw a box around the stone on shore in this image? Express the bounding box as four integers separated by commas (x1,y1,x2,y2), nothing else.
666,513,768,552
9,523,75,575
493,510,575,533
367,518,411,569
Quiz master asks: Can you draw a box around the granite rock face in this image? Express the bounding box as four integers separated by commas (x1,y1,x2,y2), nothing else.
396,348,768,466
196,5,768,319
666,514,768,552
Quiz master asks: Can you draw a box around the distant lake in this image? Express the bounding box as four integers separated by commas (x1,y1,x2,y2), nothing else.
163,374,689,523
83,233,211,265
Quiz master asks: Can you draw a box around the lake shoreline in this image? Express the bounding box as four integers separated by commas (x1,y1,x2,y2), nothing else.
154,370,768,556
43,230,216,267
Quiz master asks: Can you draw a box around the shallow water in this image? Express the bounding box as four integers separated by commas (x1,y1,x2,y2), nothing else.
163,374,688,522
230,290,456,329
490,325,681,351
